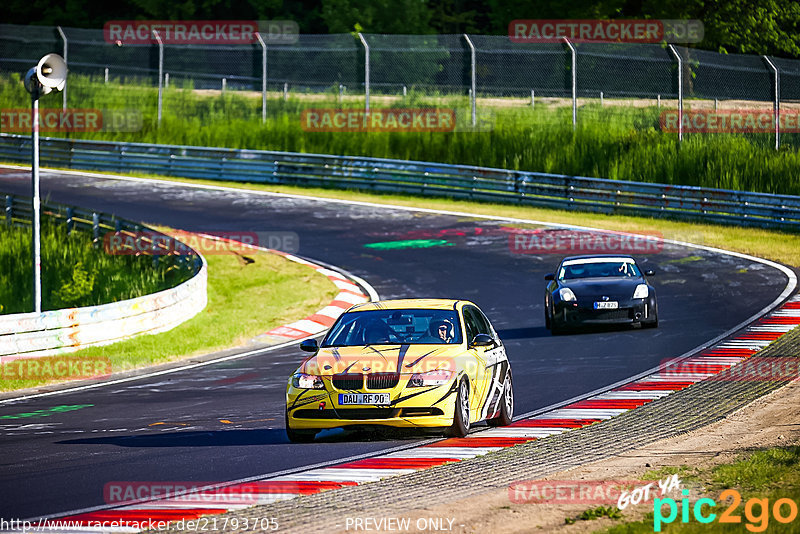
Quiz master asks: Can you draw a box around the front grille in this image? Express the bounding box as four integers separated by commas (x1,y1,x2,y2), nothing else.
579,308,632,321
332,373,363,390
367,373,399,389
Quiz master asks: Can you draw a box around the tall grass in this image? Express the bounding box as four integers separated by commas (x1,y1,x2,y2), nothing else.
0,222,191,314
2,73,799,195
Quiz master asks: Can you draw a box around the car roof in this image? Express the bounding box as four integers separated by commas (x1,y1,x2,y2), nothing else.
348,298,467,312
560,254,636,262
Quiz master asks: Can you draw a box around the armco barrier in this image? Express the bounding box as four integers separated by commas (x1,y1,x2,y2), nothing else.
0,194,207,360
1,133,799,230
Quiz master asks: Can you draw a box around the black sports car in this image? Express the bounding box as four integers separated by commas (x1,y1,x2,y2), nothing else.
544,255,658,334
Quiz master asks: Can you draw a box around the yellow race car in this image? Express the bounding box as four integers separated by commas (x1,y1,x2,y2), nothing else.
285,298,514,442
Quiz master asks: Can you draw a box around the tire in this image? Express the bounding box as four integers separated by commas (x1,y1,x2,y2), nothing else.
544,300,552,330
642,313,659,329
488,370,514,427
285,410,317,443
445,379,470,438
551,319,568,335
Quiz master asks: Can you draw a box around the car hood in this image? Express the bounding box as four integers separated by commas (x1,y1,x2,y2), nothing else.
562,277,644,298
300,344,464,376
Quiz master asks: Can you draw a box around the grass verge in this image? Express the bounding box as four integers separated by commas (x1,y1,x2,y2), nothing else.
598,446,800,533
2,73,800,195
0,222,189,314
0,231,339,392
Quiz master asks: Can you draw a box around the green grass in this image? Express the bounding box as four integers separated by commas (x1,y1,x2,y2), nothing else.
599,447,800,533
2,73,800,196
0,222,189,314
1,231,339,392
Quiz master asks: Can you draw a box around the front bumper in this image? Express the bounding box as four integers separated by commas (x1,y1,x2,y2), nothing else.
554,297,656,326
286,376,458,431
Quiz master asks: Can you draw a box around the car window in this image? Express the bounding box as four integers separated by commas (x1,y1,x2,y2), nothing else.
322,309,463,347
466,306,492,337
462,307,483,343
559,260,641,280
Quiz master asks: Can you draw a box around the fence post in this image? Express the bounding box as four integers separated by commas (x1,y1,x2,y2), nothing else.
5,196,11,225
66,206,74,235
668,44,683,142
152,29,164,125
92,212,100,246
763,55,780,150
463,34,477,127
222,78,226,93
358,32,370,112
531,89,535,107
57,26,67,111
104,67,109,83
256,32,267,123
563,37,577,129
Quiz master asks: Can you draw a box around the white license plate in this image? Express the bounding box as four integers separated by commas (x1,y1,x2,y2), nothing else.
339,393,390,405
594,301,619,309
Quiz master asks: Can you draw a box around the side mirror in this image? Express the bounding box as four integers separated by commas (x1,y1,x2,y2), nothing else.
645,270,655,276
471,334,495,348
300,339,318,353
544,273,555,281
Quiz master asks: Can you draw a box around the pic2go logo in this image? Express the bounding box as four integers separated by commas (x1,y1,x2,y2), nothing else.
654,489,799,532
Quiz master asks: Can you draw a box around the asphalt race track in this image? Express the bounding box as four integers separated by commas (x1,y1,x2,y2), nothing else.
0,169,790,520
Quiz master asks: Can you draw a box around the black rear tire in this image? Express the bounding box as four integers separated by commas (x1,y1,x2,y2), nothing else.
445,379,470,438
487,370,514,427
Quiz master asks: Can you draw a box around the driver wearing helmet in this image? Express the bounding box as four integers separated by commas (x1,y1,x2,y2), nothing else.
428,318,455,343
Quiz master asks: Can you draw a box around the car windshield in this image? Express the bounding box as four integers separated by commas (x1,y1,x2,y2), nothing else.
559,260,641,280
322,309,463,346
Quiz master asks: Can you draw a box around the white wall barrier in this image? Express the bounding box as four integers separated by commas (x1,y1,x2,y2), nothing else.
0,253,207,360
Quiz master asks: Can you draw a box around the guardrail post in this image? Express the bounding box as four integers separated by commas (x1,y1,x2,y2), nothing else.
92,212,100,247
5,196,11,225
563,37,577,129
463,34,477,127
256,32,267,123
668,44,683,142
57,26,68,111
66,206,74,234
358,32,370,112
763,55,780,150
152,29,164,126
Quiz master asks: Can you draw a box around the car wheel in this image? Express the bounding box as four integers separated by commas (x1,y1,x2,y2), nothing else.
551,318,568,335
446,379,470,438
642,312,659,329
285,410,317,443
488,370,513,427
544,300,551,330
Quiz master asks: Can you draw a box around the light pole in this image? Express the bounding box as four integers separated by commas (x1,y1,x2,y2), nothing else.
23,53,66,313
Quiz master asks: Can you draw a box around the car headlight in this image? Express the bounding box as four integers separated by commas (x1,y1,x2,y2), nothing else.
558,288,577,302
292,373,325,389
408,370,454,387
633,284,649,299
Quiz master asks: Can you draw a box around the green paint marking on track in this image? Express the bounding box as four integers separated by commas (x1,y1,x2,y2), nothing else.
0,404,93,420
364,239,454,250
